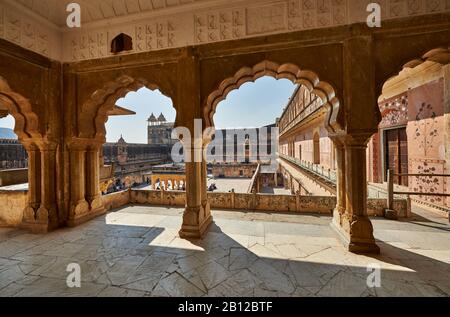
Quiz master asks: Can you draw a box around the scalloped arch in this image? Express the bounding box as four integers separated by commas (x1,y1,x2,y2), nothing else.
381,44,450,94
80,75,174,140
204,60,342,133
0,76,41,141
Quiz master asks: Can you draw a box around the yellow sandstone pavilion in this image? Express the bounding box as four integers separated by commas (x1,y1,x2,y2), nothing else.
0,0,449,250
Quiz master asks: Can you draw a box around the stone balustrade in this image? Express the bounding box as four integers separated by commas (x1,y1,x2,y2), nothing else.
0,188,408,228
104,189,408,218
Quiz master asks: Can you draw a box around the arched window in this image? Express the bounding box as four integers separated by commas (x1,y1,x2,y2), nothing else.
313,132,320,165
111,33,133,54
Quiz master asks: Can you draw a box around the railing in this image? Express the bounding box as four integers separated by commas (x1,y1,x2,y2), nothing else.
247,164,261,194
279,98,324,136
279,154,337,184
386,169,450,221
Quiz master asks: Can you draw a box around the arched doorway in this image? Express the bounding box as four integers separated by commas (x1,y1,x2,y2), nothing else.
69,75,178,227
374,45,450,211
0,76,56,232
209,76,297,194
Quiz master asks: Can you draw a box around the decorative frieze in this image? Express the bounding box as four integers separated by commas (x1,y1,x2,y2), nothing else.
1,0,450,61
194,8,245,44
247,3,287,35
71,31,108,60
135,21,177,51
0,3,54,58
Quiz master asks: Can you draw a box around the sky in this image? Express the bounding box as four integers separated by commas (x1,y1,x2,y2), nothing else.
0,77,297,144
0,115,14,130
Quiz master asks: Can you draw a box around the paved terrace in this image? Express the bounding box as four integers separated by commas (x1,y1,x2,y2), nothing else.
0,206,449,297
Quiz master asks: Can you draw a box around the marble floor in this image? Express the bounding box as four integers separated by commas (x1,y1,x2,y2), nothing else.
0,206,449,297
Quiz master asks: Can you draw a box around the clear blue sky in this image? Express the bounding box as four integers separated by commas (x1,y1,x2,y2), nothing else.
214,77,296,129
0,77,297,144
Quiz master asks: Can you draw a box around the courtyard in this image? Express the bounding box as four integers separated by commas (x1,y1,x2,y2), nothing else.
207,178,252,193
0,206,449,297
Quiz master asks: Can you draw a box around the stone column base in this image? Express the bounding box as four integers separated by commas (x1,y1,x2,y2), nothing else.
88,196,105,213
21,206,58,234
330,217,380,254
67,207,106,227
67,199,105,227
179,206,213,239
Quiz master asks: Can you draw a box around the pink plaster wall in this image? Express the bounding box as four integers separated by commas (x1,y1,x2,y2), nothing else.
281,126,334,170
367,78,447,207
407,79,447,206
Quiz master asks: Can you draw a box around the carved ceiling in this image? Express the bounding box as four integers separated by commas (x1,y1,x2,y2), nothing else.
14,0,210,26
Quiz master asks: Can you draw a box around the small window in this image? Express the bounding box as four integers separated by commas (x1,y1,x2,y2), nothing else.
111,33,133,54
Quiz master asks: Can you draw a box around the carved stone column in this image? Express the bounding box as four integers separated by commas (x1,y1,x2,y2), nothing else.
331,136,346,228
178,48,213,239
21,142,42,231
201,138,212,221
86,143,104,214
21,141,59,233
68,142,89,226
329,35,380,254
180,139,213,239
37,141,59,230
332,134,380,254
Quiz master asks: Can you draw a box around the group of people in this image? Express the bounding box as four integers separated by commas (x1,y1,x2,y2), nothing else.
208,183,218,192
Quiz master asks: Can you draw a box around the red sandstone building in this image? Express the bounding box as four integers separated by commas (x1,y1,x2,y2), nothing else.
278,62,449,210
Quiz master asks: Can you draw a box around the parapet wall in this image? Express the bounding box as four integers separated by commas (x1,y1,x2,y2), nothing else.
0,189,408,228
129,190,408,217
0,190,27,226
0,169,28,187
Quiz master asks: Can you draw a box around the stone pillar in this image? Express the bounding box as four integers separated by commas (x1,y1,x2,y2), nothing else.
178,48,213,239
86,143,104,213
37,142,59,230
68,143,89,226
180,140,212,239
24,143,41,211
329,35,380,254
22,143,42,231
22,141,60,233
332,134,380,254
201,158,211,219
332,137,346,228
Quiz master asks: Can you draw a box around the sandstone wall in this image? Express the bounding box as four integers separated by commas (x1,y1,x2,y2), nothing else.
0,187,409,228
0,169,28,187
0,190,27,226
101,190,131,212
127,190,407,217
